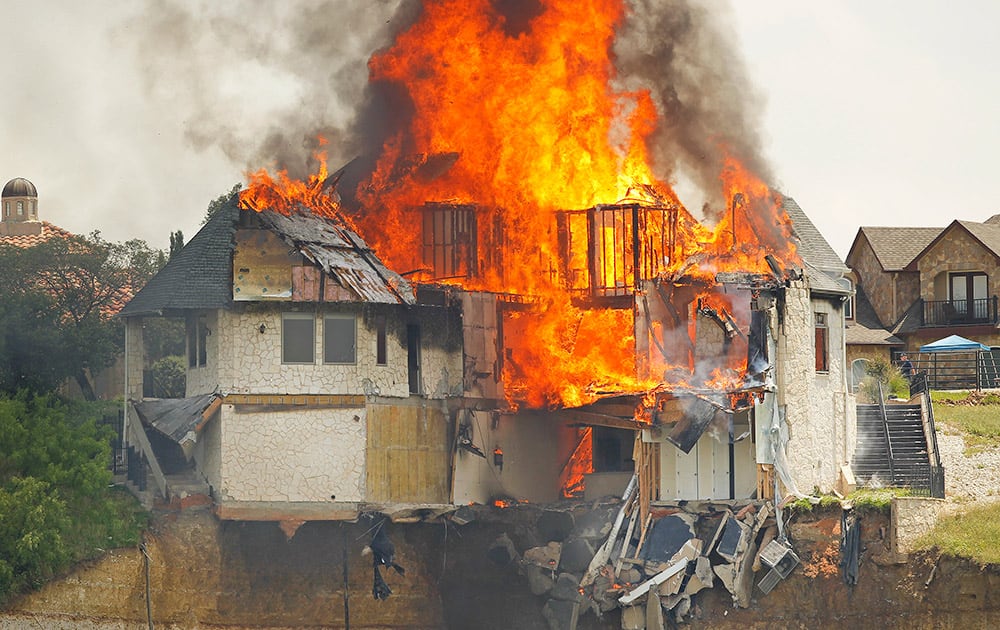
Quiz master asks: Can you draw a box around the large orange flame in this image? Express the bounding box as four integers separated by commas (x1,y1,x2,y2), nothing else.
240,1,800,412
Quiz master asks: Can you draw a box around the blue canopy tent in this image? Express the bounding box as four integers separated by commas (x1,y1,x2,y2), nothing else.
917,335,994,390
919,335,990,353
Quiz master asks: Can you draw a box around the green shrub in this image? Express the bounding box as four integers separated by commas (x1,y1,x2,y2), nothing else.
857,356,910,403
149,355,186,398
0,392,146,604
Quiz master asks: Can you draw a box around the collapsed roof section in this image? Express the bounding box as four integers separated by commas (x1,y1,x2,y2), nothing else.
120,196,415,318
250,206,416,305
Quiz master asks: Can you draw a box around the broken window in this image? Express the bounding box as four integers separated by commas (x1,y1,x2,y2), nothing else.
814,312,828,373
323,314,356,364
282,313,315,364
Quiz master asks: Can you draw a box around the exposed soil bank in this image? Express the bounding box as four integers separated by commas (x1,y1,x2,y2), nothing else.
3,505,1000,629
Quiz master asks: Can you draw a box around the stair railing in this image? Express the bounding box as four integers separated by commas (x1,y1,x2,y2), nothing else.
877,381,895,485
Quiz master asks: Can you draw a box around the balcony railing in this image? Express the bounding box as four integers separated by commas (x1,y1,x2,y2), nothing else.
921,296,999,327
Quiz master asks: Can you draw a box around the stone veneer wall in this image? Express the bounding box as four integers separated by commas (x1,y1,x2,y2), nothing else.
849,239,896,326
776,281,854,493
891,496,947,554
847,344,893,368
124,318,144,401
917,227,1000,303
848,237,919,328
217,404,366,502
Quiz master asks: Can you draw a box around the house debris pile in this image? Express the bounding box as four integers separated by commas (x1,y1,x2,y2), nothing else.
472,489,800,629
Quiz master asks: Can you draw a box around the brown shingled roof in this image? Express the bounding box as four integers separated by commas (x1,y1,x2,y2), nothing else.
855,226,941,271
955,220,1000,258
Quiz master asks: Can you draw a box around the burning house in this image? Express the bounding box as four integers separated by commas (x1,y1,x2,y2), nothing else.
117,0,858,618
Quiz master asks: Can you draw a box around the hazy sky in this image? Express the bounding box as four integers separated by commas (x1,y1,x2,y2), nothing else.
2,1,997,259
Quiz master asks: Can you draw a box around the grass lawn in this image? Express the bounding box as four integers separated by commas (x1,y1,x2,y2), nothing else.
915,501,1000,565
931,390,1000,452
912,391,1000,564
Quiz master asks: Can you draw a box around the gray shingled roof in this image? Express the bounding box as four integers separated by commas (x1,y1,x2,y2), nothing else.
119,199,239,317
854,226,941,271
782,196,848,275
120,195,416,318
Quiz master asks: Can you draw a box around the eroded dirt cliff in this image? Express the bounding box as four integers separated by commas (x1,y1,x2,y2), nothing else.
4,504,1000,629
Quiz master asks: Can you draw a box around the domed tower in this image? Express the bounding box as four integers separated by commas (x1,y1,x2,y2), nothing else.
1,177,42,237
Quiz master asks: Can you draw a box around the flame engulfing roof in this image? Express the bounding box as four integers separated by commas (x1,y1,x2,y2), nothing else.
254,207,415,305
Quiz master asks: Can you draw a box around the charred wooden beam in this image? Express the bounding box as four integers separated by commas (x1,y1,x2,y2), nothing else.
556,409,644,431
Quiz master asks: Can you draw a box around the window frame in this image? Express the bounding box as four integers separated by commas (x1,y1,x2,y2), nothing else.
814,312,829,373
187,314,209,368
322,314,357,365
375,313,388,366
282,312,316,365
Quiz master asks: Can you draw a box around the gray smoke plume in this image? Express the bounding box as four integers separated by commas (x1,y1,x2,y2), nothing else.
614,0,772,218
124,0,417,178
124,0,768,209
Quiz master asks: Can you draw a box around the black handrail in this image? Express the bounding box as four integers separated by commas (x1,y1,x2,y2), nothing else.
876,381,895,484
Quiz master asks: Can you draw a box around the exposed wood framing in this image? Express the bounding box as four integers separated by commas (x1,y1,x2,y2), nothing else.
127,406,168,499
757,464,775,500
633,433,660,529
557,409,644,431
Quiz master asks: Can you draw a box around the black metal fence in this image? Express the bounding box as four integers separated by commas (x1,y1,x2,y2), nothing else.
922,296,998,326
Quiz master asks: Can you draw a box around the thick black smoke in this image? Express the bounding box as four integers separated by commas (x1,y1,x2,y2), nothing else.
614,0,772,218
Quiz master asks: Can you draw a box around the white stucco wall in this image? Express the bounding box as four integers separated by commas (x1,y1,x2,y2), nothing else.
216,404,366,503
186,310,221,396
776,280,854,493
452,410,578,504
187,303,463,399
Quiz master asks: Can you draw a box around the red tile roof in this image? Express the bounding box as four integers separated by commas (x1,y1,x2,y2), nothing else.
0,221,74,248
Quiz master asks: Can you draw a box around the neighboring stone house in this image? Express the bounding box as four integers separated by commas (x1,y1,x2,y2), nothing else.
120,193,854,525
846,217,1000,361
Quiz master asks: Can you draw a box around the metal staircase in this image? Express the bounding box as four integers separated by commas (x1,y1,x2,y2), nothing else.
853,377,944,496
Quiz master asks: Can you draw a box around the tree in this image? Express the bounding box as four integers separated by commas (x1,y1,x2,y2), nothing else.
0,234,166,400
202,183,241,225
0,393,146,603
169,230,184,259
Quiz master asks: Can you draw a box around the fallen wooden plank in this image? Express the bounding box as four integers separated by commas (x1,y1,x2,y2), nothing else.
581,473,637,587
619,557,689,605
